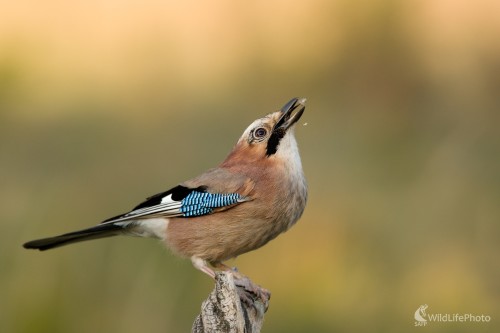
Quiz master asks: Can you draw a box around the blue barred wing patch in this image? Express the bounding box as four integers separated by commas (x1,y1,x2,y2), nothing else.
180,191,242,217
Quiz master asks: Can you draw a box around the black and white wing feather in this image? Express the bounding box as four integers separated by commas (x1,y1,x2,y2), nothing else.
101,185,247,224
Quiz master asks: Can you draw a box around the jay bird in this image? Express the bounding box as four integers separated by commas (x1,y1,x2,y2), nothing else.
23,98,308,278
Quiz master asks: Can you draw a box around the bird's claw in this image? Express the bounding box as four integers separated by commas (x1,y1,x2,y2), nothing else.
233,273,271,309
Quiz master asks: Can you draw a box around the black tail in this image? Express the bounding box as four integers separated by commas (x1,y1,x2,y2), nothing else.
23,223,124,251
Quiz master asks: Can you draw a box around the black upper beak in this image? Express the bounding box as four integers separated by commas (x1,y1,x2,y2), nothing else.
275,97,307,131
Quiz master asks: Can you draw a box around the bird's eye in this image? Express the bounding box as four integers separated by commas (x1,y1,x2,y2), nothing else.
253,127,268,140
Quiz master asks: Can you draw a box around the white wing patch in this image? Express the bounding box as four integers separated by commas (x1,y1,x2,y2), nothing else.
161,194,173,203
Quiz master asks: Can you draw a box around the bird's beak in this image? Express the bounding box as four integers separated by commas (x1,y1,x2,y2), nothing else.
275,97,307,131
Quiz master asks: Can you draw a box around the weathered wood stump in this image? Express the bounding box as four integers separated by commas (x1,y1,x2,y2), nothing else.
192,271,271,333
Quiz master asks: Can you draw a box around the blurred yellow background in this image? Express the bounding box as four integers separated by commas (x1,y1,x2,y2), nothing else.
1,1,499,332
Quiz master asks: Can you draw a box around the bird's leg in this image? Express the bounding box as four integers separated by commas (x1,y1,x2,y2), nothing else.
193,258,270,307
191,256,215,279
190,258,237,279
212,261,238,273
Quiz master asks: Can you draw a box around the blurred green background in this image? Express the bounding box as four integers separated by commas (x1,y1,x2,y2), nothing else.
1,1,499,332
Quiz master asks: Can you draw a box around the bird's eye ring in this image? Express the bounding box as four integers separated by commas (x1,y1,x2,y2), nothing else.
253,127,268,140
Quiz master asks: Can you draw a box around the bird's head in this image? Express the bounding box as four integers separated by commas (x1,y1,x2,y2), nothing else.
222,97,306,167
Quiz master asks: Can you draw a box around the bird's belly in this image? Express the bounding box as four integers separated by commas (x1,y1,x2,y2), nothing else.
164,212,287,263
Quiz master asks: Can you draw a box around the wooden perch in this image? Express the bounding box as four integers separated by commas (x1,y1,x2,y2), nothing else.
192,271,271,333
